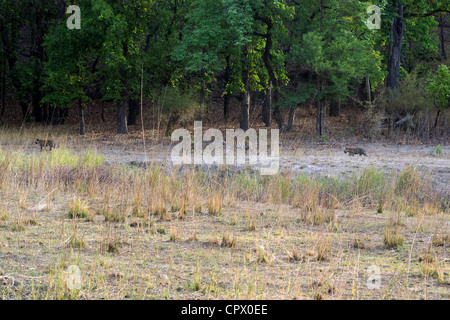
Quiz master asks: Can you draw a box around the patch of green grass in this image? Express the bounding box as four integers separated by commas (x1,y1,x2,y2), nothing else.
3,147,103,171
435,144,443,155
68,196,88,219
10,220,25,232
82,149,104,168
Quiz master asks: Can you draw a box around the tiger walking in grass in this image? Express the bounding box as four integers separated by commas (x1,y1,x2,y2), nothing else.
35,139,55,151
344,147,367,157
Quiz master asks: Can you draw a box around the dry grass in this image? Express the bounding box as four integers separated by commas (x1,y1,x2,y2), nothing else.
207,194,223,216
420,249,448,285
68,195,89,219
169,227,179,242
383,216,405,249
221,232,237,249
0,129,448,300
287,247,302,262
315,233,332,261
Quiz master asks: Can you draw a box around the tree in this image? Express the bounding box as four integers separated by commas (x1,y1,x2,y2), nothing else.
426,64,450,132
173,0,254,130
173,0,292,131
43,0,106,134
1,0,55,122
290,0,383,136
44,0,156,134
252,0,293,131
0,0,23,119
387,0,450,91
99,1,151,134
387,0,404,90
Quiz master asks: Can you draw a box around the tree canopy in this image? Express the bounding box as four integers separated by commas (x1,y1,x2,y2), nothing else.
0,0,448,137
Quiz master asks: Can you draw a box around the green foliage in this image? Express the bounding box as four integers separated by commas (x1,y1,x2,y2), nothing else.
382,70,431,115
173,0,293,97
3,0,55,107
43,0,154,107
435,144,443,155
8,147,104,171
291,0,384,103
2,0,448,133
158,86,204,125
277,82,316,109
426,65,450,111
43,0,107,107
403,16,439,71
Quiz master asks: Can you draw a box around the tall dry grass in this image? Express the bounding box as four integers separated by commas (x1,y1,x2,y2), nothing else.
0,131,448,300
0,144,446,226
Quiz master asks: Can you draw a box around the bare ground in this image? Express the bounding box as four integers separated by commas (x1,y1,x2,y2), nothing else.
90,141,450,195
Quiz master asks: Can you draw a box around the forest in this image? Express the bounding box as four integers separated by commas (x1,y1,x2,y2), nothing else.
0,0,449,139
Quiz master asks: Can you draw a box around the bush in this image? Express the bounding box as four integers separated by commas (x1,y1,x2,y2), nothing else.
157,86,205,136
382,71,431,118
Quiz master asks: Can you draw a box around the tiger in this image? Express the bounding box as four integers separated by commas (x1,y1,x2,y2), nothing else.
344,147,367,157
35,139,55,151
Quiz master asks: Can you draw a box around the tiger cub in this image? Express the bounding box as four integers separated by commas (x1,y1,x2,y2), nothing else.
35,139,55,151
344,147,367,157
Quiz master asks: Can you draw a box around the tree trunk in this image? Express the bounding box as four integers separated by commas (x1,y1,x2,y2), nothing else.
329,100,340,117
240,92,250,131
57,107,64,125
224,55,231,121
434,110,441,129
200,80,206,106
272,97,285,131
20,102,29,120
1,57,5,117
32,91,43,122
387,1,404,91
262,84,272,127
118,40,130,135
316,77,326,137
57,0,66,21
240,67,250,131
117,100,128,134
439,16,446,60
60,107,68,124
49,106,57,125
127,98,139,126
42,102,48,123
259,15,285,131
165,113,180,137
101,101,106,122
79,99,85,135
224,93,230,122
366,76,372,103
286,106,295,132
444,112,448,146
316,99,326,137
30,4,46,124
316,1,326,138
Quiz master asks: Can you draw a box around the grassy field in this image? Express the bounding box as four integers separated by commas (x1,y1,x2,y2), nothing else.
0,128,449,300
